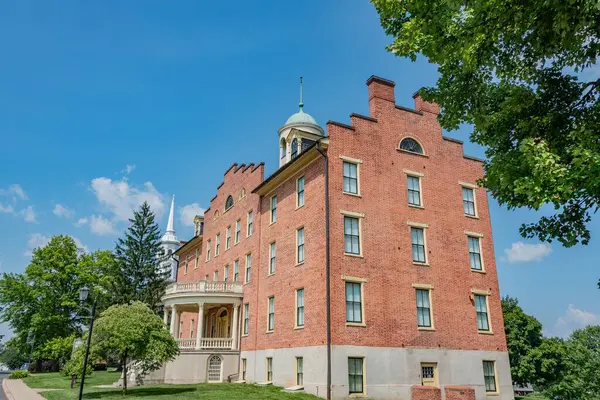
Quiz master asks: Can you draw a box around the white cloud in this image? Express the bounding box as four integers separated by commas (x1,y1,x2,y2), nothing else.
72,237,88,253
121,164,136,175
503,241,552,264
0,203,15,214
548,305,600,338
24,233,50,256
0,184,28,201
53,204,74,218
74,217,88,227
179,203,205,227
89,215,118,236
19,206,37,224
90,177,165,222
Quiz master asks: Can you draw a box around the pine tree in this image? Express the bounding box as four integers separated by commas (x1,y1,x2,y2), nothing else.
108,202,170,313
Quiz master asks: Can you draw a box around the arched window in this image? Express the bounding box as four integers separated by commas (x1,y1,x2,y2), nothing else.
207,355,223,383
214,210,220,220
291,138,298,159
239,188,246,200
225,195,234,210
399,137,424,154
280,138,286,159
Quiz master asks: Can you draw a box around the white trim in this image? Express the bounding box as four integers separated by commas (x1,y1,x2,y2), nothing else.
471,289,491,296
459,181,478,189
339,155,363,164
407,221,429,228
340,210,365,218
465,231,484,238
342,275,368,283
412,283,434,289
403,169,424,177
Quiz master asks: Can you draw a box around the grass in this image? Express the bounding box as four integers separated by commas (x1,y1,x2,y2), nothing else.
515,395,550,400
23,371,320,400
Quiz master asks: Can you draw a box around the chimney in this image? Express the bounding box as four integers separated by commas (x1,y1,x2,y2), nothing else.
366,75,395,116
413,90,440,115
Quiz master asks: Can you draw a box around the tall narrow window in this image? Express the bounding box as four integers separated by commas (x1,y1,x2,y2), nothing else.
194,248,199,269
269,242,276,275
266,357,273,382
270,195,277,223
224,265,229,281
468,237,483,271
475,295,490,331
245,253,252,283
343,161,358,194
179,321,183,338
184,256,189,274
206,240,211,261
482,361,497,393
205,274,209,281
297,176,305,207
241,358,247,380
296,288,305,327
267,296,275,331
344,216,360,255
234,259,239,282
297,227,305,264
291,138,299,159
345,282,362,323
215,233,221,256
407,176,421,206
213,270,219,281
280,138,286,159
225,195,234,210
348,358,364,395
463,187,476,216
225,226,231,250
235,220,241,244
243,304,249,335
247,211,254,236
411,227,426,263
296,357,304,386
416,289,432,328
190,319,195,339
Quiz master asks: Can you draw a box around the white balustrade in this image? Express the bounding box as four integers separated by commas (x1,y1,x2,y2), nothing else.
176,337,233,350
165,280,242,296
176,338,197,351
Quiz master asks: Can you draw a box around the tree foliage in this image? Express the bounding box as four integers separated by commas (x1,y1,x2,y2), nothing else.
0,236,112,356
104,202,170,313
0,346,27,370
373,0,600,247
91,301,178,395
34,335,75,368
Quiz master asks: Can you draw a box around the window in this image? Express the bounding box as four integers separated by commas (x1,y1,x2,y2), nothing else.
345,282,363,323
468,237,483,271
297,176,305,207
194,248,199,269
407,175,422,206
225,195,234,211
213,270,219,281
190,319,195,339
270,195,277,223
267,296,275,331
297,227,305,264
291,138,298,159
215,233,221,256
234,259,239,282
240,188,246,199
226,226,231,250
483,361,497,393
296,357,304,386
247,211,254,236
266,357,273,382
269,242,276,275
214,209,220,220
463,187,476,216
344,216,360,255
475,295,490,331
411,227,426,263
245,253,252,283
184,256,189,274
296,288,304,327
205,274,209,281
206,240,211,261
235,220,241,244
241,358,247,381
416,289,432,328
343,161,358,194
243,304,249,335
179,321,183,338
399,137,424,154
280,138,286,159
224,265,229,281
348,358,364,395
421,363,438,387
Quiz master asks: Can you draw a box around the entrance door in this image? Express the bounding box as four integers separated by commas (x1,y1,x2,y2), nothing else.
207,355,223,383
217,309,228,337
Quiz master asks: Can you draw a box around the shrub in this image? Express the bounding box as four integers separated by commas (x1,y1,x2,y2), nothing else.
61,346,93,378
8,370,28,379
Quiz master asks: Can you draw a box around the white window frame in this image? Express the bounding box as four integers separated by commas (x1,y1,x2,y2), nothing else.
194,248,199,269
234,259,239,282
267,296,275,332
241,358,247,381
340,155,362,196
206,239,211,261
296,227,305,265
408,221,429,265
404,170,424,208
270,195,277,224
472,289,493,334
413,283,435,330
226,226,231,250
466,232,485,272
347,356,366,395
247,210,254,237
420,362,438,387
459,181,479,218
295,288,304,329
224,265,229,281
343,275,367,327
235,219,241,244
296,357,304,387
296,176,305,208
482,360,499,394
242,303,249,336
245,253,252,283
266,357,273,383
341,210,365,257
215,233,221,256
269,242,276,275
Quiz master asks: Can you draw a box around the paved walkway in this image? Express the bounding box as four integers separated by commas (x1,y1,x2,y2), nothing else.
2,379,45,400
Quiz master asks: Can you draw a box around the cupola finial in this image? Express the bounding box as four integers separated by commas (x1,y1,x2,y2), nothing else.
299,76,304,111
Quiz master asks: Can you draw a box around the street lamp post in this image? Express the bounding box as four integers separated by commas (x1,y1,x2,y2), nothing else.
78,286,97,400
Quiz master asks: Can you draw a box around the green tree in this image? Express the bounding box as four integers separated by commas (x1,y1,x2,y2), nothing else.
0,346,27,370
105,202,170,313
373,0,600,248
34,335,75,368
501,296,543,386
91,301,179,395
0,236,111,356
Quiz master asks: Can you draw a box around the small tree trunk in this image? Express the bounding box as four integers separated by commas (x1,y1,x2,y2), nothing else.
122,356,127,396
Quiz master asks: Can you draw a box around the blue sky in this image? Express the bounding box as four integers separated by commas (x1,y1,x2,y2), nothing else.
0,0,598,339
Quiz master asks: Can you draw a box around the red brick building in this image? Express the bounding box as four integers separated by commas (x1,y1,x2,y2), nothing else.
159,76,512,399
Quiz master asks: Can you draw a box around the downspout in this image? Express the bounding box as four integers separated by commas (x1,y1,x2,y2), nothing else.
316,140,331,400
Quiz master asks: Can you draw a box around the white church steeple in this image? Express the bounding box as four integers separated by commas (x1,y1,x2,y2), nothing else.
161,195,180,280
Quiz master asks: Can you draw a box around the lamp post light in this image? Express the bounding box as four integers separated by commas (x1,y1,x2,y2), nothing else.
78,286,96,400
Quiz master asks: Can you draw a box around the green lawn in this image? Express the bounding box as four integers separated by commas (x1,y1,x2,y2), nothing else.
23,371,320,400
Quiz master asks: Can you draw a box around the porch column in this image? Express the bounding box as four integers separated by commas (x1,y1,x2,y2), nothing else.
195,303,205,350
169,305,178,336
231,302,240,350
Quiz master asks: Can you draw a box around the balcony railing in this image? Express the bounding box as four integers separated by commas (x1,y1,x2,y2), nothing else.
165,280,243,296
176,338,234,351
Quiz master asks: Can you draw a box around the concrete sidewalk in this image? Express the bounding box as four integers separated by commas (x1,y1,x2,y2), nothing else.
2,379,45,400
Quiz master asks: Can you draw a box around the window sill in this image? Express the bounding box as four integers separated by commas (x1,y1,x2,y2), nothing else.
265,330,274,334
296,262,305,267
465,214,479,219
471,269,486,274
267,273,275,277
485,392,500,396
243,282,251,286
418,327,436,331
269,221,276,226
346,322,366,328
342,192,362,198
294,326,305,330
349,393,368,398
295,204,304,211
413,262,430,267
241,334,248,338
478,330,494,335
344,253,364,258
408,204,424,209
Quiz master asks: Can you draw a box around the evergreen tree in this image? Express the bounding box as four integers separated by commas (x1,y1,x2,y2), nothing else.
107,202,170,313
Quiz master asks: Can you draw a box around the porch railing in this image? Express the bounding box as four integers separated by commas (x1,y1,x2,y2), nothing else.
165,280,242,296
176,337,234,351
